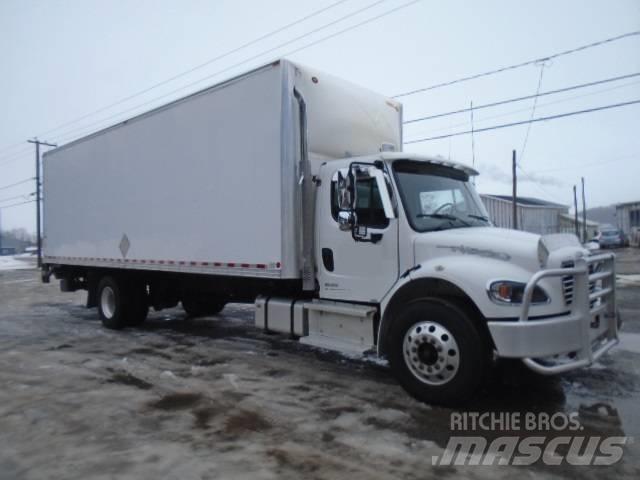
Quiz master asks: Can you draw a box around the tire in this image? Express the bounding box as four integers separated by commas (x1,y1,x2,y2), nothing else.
387,298,489,406
181,296,226,317
97,276,148,329
616,307,623,330
127,283,149,327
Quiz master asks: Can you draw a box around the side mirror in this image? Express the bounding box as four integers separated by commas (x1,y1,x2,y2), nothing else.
334,163,395,244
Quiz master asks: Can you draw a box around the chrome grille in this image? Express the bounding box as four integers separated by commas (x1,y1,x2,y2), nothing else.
561,259,598,307
588,262,600,309
561,260,575,305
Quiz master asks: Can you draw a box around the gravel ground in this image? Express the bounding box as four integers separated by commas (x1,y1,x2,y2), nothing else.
0,249,639,479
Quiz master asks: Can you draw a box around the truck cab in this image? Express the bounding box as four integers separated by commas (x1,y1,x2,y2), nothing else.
297,152,619,404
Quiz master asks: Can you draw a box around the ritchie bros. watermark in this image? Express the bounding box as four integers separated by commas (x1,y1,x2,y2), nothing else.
432,411,630,466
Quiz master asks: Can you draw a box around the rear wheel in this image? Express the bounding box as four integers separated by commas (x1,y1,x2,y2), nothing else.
127,283,149,326
387,298,488,406
97,276,148,329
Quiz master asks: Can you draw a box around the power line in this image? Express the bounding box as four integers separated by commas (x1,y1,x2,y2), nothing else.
270,0,421,60
518,62,546,164
42,0,396,143
0,141,29,157
25,0,399,146
44,0,421,147
403,71,640,124
0,178,35,192
0,192,34,204
0,13,632,154
0,148,33,167
408,78,640,137
531,154,638,173
516,163,564,204
0,144,34,161
31,0,354,140
404,99,640,144
0,199,36,210
393,30,640,98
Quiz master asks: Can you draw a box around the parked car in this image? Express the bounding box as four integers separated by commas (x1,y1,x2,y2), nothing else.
598,228,624,249
620,231,630,247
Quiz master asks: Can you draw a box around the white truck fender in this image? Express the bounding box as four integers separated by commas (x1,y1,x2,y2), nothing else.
377,255,536,355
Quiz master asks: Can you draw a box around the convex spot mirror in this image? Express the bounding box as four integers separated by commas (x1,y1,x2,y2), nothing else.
338,210,356,232
336,169,353,211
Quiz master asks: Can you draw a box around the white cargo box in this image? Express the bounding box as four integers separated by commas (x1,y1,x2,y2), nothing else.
43,60,402,280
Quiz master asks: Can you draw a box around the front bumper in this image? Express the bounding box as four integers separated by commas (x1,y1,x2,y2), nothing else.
487,252,618,375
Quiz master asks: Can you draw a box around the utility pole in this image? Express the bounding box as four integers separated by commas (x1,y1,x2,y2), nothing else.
512,150,518,230
27,138,57,268
581,177,587,242
470,101,476,185
573,185,579,239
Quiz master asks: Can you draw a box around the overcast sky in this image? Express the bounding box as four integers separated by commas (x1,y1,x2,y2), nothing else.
1,0,639,233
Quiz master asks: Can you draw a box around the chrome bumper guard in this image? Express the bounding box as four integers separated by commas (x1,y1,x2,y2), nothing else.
487,253,618,375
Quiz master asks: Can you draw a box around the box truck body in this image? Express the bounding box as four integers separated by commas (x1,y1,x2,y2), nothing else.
43,60,402,280
43,60,619,405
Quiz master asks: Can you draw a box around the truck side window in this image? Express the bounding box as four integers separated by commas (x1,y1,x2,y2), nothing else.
331,177,390,229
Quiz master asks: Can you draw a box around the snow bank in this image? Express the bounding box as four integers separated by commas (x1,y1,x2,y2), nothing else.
618,332,640,355
0,255,36,271
617,274,640,287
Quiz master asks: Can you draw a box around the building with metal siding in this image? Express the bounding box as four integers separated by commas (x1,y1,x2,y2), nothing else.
480,194,569,235
616,201,640,246
558,213,599,240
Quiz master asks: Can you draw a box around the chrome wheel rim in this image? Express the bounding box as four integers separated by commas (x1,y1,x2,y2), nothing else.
403,321,460,385
100,286,116,319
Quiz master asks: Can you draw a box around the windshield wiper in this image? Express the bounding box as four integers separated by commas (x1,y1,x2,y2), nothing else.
417,213,455,219
467,214,490,222
417,213,471,226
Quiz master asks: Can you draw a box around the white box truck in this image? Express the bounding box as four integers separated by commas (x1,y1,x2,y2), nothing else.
43,60,619,404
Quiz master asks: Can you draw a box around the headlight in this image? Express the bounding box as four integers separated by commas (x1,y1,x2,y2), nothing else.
488,281,549,305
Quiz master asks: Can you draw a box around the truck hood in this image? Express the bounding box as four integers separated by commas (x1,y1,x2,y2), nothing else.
413,227,541,272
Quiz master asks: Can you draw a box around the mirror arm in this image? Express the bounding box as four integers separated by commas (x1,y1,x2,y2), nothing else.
351,231,383,244
350,224,383,244
371,169,395,220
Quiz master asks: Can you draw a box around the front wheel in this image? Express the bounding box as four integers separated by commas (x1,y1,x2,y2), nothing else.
387,299,489,406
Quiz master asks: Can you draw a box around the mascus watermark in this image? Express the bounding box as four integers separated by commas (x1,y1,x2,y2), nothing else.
432,411,630,466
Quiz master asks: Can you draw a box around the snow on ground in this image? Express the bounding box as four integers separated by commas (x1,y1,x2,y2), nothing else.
1,265,640,478
618,332,640,355
618,274,640,287
0,255,36,271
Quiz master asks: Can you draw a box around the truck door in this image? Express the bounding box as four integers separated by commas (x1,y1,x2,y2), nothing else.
316,164,399,302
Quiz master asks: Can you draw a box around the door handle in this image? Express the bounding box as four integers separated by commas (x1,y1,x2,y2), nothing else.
322,248,334,272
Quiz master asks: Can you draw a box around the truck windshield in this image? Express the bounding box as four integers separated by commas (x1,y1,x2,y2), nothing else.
392,160,490,232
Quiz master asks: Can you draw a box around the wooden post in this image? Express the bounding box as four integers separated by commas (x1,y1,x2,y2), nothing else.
27,138,57,267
